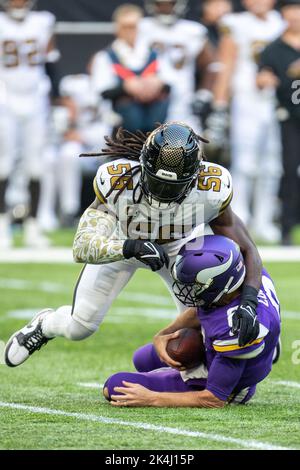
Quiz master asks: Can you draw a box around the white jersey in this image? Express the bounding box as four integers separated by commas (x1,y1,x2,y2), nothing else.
0,11,55,96
59,73,110,150
221,11,285,96
138,17,207,121
94,158,232,245
60,74,98,129
139,18,207,93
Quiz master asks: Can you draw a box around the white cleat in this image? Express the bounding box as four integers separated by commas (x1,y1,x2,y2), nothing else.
5,309,54,367
0,233,12,250
24,218,51,248
254,225,281,244
0,214,12,249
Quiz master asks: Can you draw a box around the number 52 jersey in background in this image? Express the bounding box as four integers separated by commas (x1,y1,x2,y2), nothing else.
0,10,55,100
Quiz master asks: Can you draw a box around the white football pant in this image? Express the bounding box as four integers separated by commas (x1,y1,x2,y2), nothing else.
43,257,185,340
230,94,282,228
0,98,48,181
42,226,213,341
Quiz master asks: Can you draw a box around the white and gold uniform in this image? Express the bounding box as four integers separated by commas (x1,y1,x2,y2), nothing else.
221,11,285,234
42,158,233,340
58,74,108,218
138,18,208,131
0,10,55,180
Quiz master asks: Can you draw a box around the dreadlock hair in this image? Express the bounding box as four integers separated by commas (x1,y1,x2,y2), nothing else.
80,127,152,203
80,125,208,204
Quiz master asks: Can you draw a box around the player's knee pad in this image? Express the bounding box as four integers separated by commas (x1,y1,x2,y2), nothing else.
64,318,96,341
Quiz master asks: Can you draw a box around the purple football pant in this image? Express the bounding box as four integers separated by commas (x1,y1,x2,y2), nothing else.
104,343,256,404
104,343,206,399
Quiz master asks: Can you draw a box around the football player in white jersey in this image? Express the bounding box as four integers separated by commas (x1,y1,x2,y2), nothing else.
138,0,217,131
5,122,263,369
38,73,111,230
0,0,59,248
207,0,286,242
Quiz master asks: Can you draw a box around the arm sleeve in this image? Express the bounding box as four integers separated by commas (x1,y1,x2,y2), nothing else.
206,354,247,401
73,207,124,265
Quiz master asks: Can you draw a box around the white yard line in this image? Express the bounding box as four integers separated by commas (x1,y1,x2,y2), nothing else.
281,311,300,320
259,247,300,262
0,278,68,293
271,380,300,390
1,247,300,263
76,382,104,389
0,401,292,450
2,277,299,320
3,306,297,323
0,249,73,263
0,278,173,307
4,309,174,323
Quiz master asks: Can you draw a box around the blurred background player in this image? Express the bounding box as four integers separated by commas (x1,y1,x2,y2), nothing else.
207,0,285,242
139,0,217,131
200,0,233,48
39,73,111,230
0,0,60,248
257,0,300,245
91,4,170,135
197,0,233,164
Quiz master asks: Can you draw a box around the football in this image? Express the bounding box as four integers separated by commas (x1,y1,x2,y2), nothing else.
166,328,205,369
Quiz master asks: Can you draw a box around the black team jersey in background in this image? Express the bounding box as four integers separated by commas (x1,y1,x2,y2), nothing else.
260,38,300,119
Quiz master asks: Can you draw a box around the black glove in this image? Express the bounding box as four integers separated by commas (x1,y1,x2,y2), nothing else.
192,89,213,126
123,239,169,272
232,286,260,347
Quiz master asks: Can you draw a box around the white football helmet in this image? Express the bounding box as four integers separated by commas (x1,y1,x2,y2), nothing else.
0,0,37,21
145,0,188,25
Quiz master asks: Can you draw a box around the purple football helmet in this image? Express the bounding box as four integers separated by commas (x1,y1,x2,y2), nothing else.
172,235,246,309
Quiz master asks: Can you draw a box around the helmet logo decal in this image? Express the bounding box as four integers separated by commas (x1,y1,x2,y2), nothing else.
196,250,233,284
156,169,178,180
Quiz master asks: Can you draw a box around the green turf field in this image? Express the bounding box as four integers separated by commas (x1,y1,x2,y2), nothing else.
0,261,300,450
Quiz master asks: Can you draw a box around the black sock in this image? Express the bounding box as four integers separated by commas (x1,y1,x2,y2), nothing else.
29,180,41,219
0,179,9,214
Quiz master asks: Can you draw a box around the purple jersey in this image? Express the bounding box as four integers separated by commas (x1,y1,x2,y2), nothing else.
197,269,281,402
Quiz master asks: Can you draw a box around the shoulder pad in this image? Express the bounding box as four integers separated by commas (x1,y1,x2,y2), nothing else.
197,162,233,215
94,159,140,209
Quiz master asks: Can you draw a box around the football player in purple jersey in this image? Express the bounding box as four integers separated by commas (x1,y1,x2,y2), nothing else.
104,235,281,408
